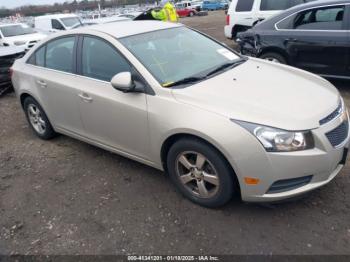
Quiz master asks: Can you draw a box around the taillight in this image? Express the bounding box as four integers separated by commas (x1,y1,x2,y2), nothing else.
9,67,14,78
226,15,230,26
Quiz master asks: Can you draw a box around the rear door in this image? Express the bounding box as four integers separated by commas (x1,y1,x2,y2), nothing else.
284,4,349,77
26,36,84,134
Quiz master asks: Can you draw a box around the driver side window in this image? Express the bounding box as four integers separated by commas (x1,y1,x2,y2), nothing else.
81,36,131,82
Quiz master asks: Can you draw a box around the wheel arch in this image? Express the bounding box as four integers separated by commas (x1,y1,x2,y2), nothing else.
20,92,35,109
160,132,241,194
258,47,289,64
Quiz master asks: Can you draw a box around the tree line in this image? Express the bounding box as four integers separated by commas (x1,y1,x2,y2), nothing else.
0,0,157,18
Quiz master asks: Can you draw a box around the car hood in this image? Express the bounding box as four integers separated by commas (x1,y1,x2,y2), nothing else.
171,58,340,131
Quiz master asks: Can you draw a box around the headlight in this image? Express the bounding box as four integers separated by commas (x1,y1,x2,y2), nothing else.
232,120,314,152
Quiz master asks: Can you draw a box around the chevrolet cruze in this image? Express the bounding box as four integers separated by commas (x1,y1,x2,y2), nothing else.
11,21,349,207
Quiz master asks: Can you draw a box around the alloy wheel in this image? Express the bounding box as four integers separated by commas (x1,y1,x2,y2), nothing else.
27,104,46,135
175,151,220,198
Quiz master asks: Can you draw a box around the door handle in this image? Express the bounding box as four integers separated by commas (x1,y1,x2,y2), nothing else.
36,80,47,88
78,93,93,103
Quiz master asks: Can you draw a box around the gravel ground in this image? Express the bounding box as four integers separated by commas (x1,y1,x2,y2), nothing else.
0,11,350,256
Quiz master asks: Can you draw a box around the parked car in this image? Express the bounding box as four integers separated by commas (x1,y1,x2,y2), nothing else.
0,46,25,96
0,23,47,49
11,21,349,207
190,1,204,12
202,0,228,11
35,14,83,33
176,3,198,17
237,0,350,80
225,0,311,39
177,1,203,12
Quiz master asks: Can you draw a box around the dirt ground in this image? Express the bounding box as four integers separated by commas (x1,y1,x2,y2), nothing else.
1,11,350,256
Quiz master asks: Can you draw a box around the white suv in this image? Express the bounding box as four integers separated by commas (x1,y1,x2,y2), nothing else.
225,0,310,39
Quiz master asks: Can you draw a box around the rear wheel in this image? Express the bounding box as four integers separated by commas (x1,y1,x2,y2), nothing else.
189,11,194,17
167,138,235,208
23,97,57,140
260,52,287,64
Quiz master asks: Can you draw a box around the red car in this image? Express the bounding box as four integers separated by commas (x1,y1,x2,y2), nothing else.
175,3,197,17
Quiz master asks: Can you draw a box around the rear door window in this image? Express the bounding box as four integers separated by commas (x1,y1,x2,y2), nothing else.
260,0,305,11
81,36,131,82
45,37,75,73
235,0,254,12
293,6,345,30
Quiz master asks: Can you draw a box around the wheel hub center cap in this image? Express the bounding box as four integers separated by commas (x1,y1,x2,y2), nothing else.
192,168,202,179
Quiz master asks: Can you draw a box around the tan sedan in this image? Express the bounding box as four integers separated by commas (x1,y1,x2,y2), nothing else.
11,21,349,207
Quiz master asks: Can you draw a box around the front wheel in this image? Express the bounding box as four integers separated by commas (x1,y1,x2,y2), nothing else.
189,12,194,17
167,138,236,208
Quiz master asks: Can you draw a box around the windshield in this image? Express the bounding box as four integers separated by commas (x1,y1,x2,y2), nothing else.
119,27,241,87
0,24,35,37
60,17,82,28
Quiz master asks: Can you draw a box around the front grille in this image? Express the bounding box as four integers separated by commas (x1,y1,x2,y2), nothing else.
326,121,349,147
320,102,342,125
267,175,313,194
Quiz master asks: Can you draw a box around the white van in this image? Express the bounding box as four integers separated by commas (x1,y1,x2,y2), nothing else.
35,14,83,33
224,0,310,39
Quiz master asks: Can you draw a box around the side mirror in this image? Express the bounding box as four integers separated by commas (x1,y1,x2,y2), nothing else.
111,72,136,93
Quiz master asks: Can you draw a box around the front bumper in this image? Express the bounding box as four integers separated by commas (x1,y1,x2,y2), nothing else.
238,110,349,203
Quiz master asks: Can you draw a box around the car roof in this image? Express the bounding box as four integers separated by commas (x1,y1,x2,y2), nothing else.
87,20,182,38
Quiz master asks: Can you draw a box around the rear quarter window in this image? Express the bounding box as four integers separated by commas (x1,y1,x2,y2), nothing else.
235,0,254,12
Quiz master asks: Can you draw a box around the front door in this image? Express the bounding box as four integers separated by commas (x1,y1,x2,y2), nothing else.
75,36,150,159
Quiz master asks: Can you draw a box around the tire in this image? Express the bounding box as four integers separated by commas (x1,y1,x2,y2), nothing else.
259,52,287,64
23,96,57,140
189,12,194,17
167,138,236,208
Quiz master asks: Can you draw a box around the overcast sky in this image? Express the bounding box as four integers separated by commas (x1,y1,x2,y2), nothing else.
0,0,69,9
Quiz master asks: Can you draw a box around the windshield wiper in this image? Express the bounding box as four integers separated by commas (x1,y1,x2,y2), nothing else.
205,59,246,77
163,76,206,88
